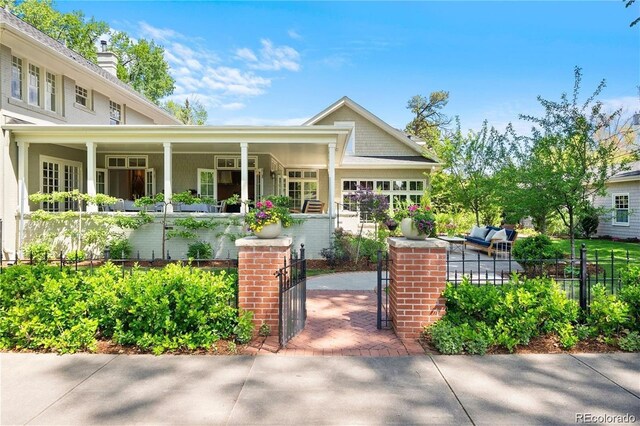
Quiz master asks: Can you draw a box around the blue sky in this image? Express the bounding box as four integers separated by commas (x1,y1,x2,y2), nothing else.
59,1,639,132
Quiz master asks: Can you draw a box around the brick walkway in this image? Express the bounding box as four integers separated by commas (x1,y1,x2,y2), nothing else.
256,290,424,356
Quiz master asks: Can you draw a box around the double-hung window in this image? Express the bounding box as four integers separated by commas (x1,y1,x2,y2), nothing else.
45,72,57,112
613,194,629,226
341,178,426,221
28,64,40,106
75,85,89,107
110,101,121,124
11,56,23,100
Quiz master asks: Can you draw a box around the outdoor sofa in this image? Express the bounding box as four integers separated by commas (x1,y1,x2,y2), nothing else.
464,225,518,256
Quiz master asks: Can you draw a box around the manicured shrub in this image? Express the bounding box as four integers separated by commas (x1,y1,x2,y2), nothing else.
428,276,580,353
187,241,212,259
619,266,640,329
108,237,132,259
618,331,640,352
586,285,630,336
0,262,250,354
512,234,564,262
66,250,86,262
22,241,52,263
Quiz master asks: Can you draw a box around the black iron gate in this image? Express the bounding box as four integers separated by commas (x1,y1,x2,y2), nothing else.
276,244,307,347
376,250,391,329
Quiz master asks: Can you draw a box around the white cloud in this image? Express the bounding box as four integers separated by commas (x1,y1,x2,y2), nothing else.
602,96,640,115
288,29,302,40
221,102,246,111
235,48,257,62
236,39,301,72
138,21,180,42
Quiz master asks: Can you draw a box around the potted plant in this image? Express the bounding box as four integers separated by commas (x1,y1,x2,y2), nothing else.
394,204,436,240
245,199,293,239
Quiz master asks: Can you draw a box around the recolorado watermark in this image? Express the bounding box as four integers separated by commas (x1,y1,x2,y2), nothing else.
576,413,637,424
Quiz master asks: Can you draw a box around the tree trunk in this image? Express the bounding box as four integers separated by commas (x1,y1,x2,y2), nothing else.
569,209,575,260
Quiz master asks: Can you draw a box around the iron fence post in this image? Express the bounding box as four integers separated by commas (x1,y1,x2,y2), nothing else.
377,250,382,330
579,243,588,311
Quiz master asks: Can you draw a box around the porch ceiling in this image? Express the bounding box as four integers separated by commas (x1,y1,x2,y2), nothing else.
4,124,351,168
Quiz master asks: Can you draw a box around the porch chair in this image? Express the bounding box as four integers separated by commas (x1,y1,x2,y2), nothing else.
302,199,324,214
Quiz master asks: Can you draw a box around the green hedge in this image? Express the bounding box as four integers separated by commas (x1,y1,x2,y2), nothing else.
0,263,252,354
427,268,640,354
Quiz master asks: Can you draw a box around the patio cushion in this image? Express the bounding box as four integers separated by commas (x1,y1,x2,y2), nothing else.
469,226,489,239
505,229,517,241
465,236,491,247
492,229,507,241
484,229,498,241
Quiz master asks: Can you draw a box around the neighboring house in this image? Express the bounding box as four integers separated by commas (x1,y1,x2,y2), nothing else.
593,160,640,240
0,9,438,259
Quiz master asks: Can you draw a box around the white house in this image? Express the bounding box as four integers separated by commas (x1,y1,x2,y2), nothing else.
593,160,640,240
0,8,438,259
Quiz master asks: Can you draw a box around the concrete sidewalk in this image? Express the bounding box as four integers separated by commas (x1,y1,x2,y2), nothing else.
2,352,638,425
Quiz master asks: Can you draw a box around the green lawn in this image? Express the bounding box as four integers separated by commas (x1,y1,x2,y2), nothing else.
551,238,640,260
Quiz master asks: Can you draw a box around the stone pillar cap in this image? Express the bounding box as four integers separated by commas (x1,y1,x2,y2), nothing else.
388,237,449,249
235,236,293,247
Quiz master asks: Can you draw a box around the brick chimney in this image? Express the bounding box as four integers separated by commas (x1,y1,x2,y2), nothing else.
97,40,118,76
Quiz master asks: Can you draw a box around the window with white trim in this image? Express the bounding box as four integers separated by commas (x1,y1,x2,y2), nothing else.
613,194,629,226
75,85,89,107
11,56,23,100
40,156,83,212
28,64,40,106
288,170,318,209
341,178,426,217
109,101,121,125
106,155,147,169
45,72,57,112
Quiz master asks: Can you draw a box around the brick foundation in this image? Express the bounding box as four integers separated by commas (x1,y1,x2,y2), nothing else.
388,237,448,340
235,236,292,335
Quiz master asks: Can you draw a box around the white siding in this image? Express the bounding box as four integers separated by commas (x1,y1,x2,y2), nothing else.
593,180,640,239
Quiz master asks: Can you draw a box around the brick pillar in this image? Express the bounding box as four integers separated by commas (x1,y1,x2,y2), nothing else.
388,237,448,341
235,236,292,335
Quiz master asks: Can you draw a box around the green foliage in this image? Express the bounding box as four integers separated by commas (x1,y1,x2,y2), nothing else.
162,98,207,125
435,211,476,236
512,235,564,262
393,204,436,237
66,250,85,262
619,266,640,328
578,206,600,238
404,91,450,150
109,238,132,259
23,241,52,263
245,199,293,232
586,285,630,336
0,263,247,354
618,331,640,352
259,322,271,337
431,276,580,353
187,241,212,259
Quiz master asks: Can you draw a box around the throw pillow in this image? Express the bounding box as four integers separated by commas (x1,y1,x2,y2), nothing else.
484,229,498,241
492,229,507,241
470,225,489,239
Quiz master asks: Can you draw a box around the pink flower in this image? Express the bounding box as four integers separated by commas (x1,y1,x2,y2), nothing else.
256,201,263,209
408,205,418,212
265,200,274,208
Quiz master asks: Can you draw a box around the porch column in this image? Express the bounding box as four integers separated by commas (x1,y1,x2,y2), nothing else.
17,141,29,215
86,142,98,212
240,142,248,213
328,143,336,231
163,142,173,213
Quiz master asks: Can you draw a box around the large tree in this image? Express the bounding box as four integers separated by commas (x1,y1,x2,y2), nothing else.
162,98,208,125
108,31,175,104
519,67,637,258
405,91,451,150
436,119,506,226
4,0,174,103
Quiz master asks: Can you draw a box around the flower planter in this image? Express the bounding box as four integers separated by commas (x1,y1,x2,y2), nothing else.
400,218,427,240
254,221,282,239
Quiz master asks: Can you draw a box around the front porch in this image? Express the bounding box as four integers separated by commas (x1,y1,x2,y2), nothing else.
5,125,352,257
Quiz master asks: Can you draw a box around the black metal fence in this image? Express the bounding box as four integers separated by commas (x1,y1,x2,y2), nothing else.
376,250,392,329
276,244,307,347
446,244,639,310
